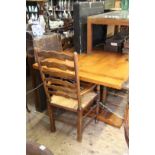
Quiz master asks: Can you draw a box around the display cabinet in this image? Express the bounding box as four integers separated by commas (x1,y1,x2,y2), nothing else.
26,0,115,50
47,0,88,49
26,0,47,23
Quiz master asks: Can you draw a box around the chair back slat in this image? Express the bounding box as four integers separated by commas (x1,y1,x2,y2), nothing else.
40,61,74,71
48,91,77,99
45,77,76,89
34,48,81,103
44,69,75,80
38,50,74,61
46,84,77,94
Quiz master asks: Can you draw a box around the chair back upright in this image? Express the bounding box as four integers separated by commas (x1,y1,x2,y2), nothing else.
34,48,81,110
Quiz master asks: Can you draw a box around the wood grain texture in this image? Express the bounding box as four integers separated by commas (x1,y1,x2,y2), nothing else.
40,61,74,71
87,19,93,53
88,109,123,128
38,50,74,61
33,50,128,89
43,69,75,80
47,84,77,94
45,77,76,89
79,51,128,81
88,18,128,26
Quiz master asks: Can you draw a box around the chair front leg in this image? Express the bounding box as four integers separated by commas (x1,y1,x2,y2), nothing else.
47,103,56,132
77,109,83,142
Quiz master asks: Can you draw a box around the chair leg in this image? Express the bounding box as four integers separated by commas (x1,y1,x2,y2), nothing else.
47,104,56,132
77,110,83,142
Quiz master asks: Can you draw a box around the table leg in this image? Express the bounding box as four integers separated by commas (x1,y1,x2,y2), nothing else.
100,86,108,104
87,21,92,53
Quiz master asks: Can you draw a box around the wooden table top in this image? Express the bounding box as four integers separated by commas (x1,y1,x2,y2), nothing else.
33,50,128,89
88,10,129,26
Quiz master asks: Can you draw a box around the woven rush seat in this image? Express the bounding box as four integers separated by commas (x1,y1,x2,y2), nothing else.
51,91,97,110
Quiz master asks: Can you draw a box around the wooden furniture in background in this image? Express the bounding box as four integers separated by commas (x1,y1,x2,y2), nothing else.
34,48,100,142
115,0,121,9
87,10,129,53
86,11,129,127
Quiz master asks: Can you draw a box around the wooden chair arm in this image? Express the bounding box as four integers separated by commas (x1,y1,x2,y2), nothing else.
80,83,96,96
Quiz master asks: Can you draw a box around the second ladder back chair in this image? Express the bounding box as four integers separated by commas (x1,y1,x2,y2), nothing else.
34,48,100,142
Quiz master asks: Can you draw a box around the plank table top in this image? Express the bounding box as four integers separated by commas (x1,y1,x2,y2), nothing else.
33,50,128,90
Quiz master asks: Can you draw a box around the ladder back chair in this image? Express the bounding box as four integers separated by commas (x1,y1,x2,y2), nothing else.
34,48,100,142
